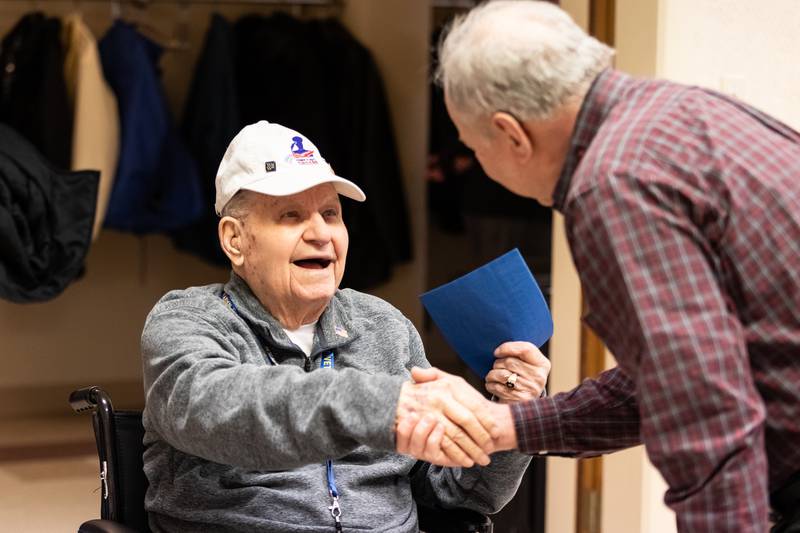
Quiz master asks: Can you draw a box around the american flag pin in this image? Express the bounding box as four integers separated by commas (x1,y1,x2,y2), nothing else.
334,326,349,338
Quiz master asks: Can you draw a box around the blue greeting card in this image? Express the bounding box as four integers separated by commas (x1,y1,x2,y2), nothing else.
420,249,553,378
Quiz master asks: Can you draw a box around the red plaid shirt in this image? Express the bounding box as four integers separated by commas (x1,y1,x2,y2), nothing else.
511,69,800,531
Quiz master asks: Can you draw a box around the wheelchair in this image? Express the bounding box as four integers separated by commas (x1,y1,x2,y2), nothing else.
69,386,493,533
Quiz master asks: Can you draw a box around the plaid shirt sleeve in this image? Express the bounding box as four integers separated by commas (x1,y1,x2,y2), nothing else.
544,167,769,531
511,366,640,456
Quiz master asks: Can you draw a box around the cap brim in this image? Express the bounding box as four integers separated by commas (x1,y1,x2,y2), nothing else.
240,174,366,202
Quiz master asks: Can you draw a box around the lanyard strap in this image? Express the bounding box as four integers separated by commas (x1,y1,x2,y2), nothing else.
221,292,342,531
321,352,342,531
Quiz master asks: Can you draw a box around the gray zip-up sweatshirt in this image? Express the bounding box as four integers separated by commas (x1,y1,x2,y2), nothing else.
141,273,531,532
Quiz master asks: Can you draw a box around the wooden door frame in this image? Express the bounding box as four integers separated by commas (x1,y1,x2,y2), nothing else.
575,2,615,533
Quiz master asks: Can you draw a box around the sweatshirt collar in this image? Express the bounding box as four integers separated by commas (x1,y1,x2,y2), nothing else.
223,272,358,355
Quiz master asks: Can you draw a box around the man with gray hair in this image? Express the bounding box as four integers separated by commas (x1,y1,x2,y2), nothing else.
424,1,800,531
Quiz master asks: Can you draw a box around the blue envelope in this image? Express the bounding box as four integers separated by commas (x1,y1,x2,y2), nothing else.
420,249,553,378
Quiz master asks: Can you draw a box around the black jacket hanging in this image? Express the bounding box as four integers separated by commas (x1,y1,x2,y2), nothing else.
0,123,98,303
173,13,241,265
0,12,73,169
231,13,412,289
98,21,203,234
308,18,412,289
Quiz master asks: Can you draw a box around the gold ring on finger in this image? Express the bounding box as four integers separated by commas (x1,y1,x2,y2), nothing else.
505,372,518,389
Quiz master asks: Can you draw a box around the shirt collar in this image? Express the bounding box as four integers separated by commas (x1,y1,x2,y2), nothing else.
552,69,634,211
223,271,358,354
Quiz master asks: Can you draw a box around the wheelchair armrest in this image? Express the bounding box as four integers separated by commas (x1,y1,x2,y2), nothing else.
78,519,141,533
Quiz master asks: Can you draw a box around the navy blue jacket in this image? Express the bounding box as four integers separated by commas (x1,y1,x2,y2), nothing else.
173,14,239,265
99,21,202,234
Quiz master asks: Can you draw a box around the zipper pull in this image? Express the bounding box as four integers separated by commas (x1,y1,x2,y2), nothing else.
304,356,311,372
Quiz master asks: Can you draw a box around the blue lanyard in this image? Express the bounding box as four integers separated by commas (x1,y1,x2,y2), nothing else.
320,353,342,531
222,292,342,531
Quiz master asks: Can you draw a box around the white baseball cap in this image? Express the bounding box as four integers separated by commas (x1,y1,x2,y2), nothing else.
214,121,366,215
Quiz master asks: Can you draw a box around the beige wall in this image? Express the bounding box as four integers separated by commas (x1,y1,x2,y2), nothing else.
0,0,429,417
601,444,673,533
614,0,659,77
658,0,800,129
545,214,583,533
560,0,588,30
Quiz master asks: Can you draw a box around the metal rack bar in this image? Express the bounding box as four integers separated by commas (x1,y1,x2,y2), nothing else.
432,0,477,8
2,0,340,5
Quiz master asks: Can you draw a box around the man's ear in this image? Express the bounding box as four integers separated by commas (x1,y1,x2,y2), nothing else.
218,216,245,267
490,112,533,161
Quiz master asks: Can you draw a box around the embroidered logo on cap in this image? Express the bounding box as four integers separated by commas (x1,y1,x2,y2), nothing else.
288,136,318,166
265,161,277,172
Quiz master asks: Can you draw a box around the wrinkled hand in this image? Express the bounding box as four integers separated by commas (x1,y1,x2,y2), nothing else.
485,341,550,402
395,367,500,468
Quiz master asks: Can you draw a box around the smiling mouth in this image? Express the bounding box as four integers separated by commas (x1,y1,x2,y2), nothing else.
293,258,332,269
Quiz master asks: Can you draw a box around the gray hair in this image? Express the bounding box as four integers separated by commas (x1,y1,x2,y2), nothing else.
435,0,614,122
220,190,256,220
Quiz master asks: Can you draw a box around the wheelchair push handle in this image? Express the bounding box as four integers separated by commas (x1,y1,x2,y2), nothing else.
69,386,114,415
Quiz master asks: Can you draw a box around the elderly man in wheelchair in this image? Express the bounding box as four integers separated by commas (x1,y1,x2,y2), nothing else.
129,121,550,532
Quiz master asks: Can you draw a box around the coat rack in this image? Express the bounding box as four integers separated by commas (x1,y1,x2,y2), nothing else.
4,0,341,6
432,0,477,8
1,0,344,50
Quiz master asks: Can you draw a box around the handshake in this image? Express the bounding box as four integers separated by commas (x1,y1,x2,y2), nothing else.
394,341,550,468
